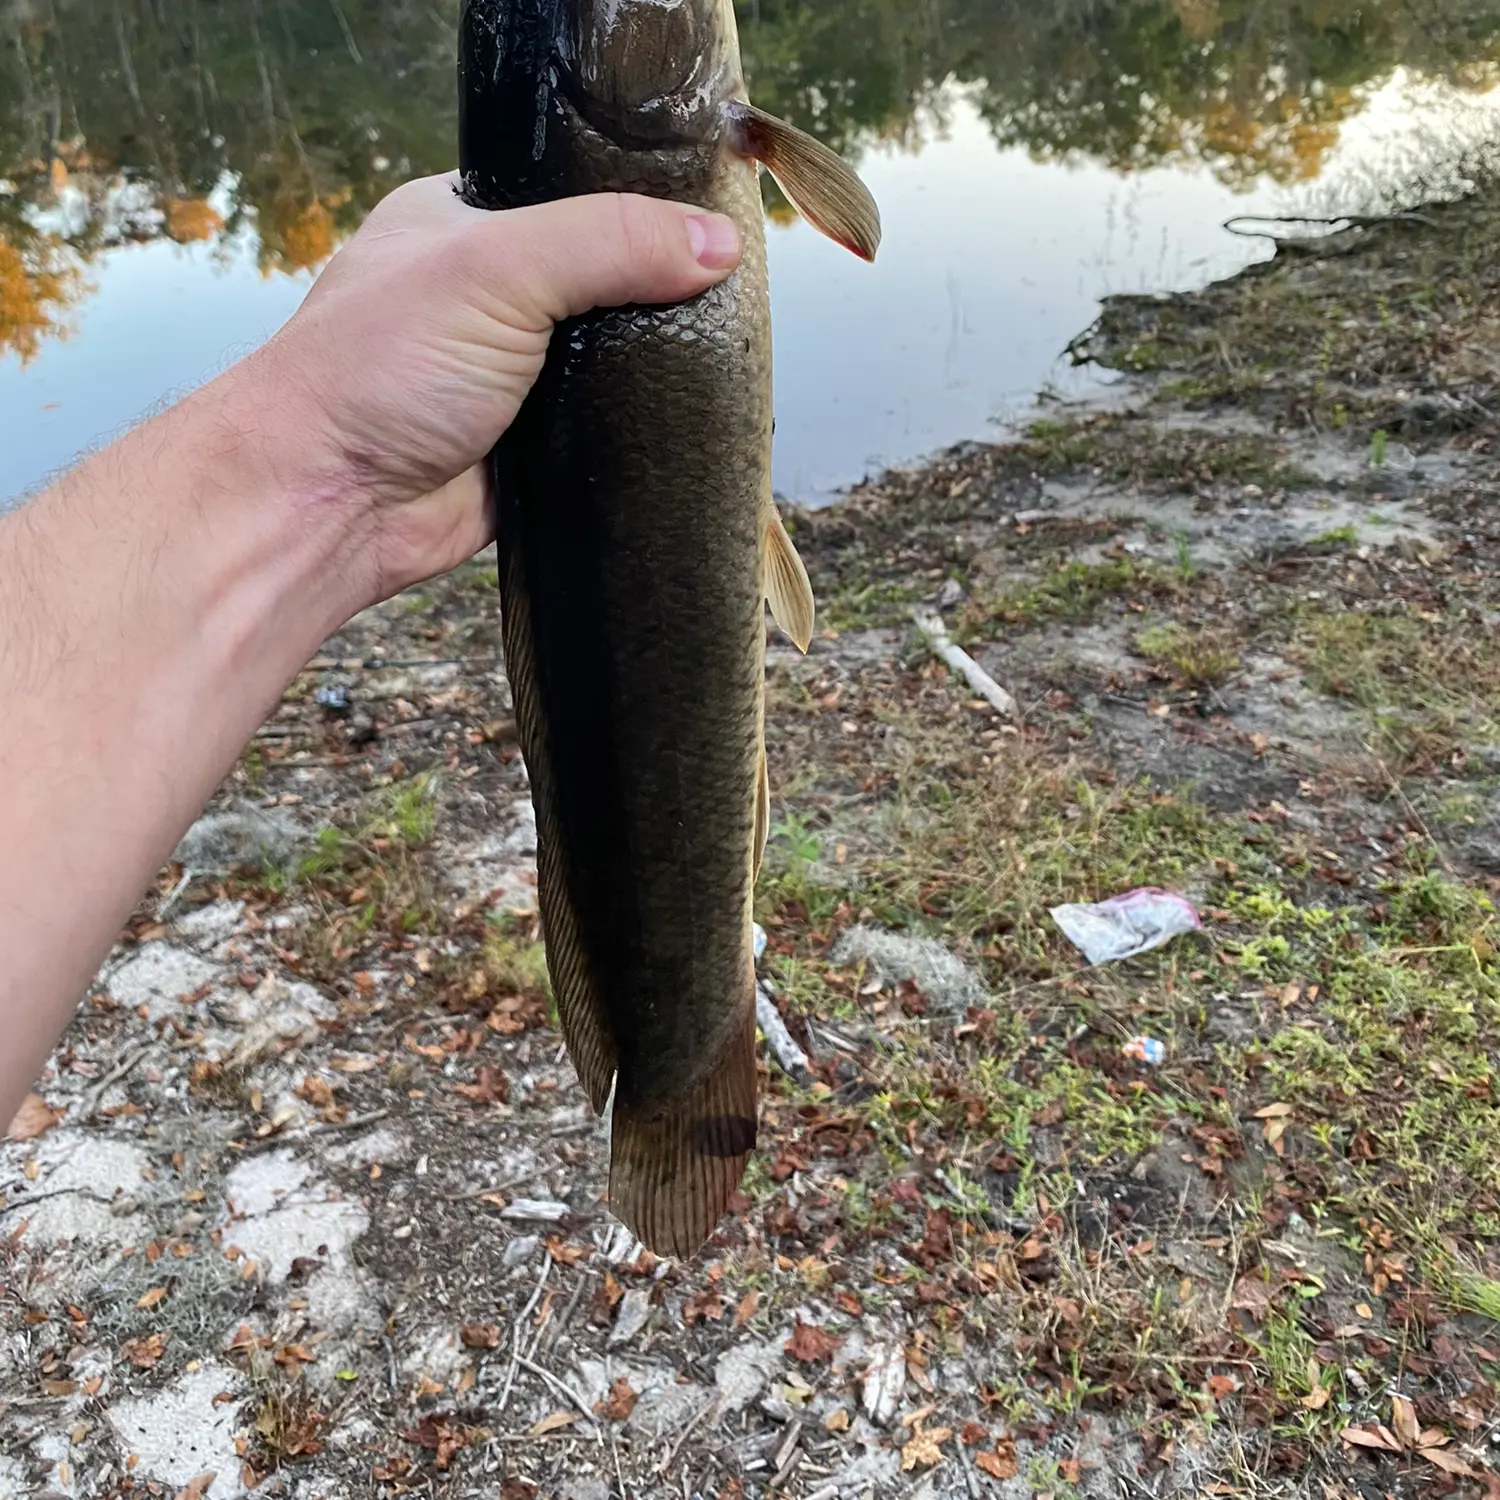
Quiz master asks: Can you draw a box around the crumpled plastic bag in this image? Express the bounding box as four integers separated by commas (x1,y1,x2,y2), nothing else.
1049,888,1202,966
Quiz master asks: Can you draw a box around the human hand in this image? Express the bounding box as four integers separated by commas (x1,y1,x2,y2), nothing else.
246,173,743,607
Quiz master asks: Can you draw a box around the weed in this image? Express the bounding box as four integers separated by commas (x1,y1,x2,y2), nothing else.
1134,621,1241,688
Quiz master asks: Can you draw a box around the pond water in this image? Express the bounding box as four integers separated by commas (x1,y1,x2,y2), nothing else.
4,0,1500,505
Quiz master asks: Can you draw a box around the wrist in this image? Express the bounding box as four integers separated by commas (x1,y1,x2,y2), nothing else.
192,342,383,635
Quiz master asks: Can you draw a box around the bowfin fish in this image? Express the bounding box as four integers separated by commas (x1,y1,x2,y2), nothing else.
459,0,879,1258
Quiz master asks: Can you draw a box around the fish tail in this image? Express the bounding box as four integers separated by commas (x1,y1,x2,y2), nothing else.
609,996,758,1260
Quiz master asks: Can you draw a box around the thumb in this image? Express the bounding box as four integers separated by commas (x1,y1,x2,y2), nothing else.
482,192,744,328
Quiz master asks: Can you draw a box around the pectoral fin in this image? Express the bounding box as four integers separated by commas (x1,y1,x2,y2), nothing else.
763,505,816,653
726,101,882,262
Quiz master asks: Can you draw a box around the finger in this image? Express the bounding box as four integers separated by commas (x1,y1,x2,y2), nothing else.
471,193,743,328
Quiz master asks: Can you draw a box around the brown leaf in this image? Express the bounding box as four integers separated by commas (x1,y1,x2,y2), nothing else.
6,1093,61,1142
1421,1447,1477,1478
454,1065,510,1105
1205,1374,1238,1401
960,1421,988,1447
1391,1395,1420,1449
786,1321,841,1364
1254,1102,1292,1120
1341,1424,1401,1453
135,1286,169,1310
824,1408,851,1433
121,1331,170,1369
529,1410,579,1437
734,1289,760,1327
684,1291,725,1326
500,1482,539,1500
544,1236,589,1267
39,1379,75,1397
594,1377,638,1423
1229,1274,1271,1319
460,1323,502,1350
976,1445,1019,1481
175,1474,216,1500
900,1427,952,1471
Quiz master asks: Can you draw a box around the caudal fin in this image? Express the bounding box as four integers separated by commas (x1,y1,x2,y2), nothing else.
608,1004,758,1260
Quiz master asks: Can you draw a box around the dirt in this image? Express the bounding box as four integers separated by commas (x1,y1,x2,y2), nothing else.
7,194,1500,1498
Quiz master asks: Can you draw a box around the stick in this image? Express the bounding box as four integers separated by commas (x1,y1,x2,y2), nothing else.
499,1253,552,1413
756,984,810,1079
514,1354,601,1434
77,1042,155,1122
913,614,1016,718
656,1395,720,1476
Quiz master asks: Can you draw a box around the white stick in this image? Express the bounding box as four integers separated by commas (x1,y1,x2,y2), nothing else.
756,983,810,1078
913,613,1017,718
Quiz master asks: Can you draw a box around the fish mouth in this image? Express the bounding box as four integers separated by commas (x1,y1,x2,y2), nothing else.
557,0,740,149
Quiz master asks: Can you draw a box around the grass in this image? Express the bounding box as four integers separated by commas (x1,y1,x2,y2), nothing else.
961,558,1175,634
1292,608,1500,771
249,772,445,984
1134,621,1242,688
1023,413,1314,493
756,620,1500,1456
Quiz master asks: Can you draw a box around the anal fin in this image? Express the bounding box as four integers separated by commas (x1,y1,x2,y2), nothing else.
608,1002,758,1260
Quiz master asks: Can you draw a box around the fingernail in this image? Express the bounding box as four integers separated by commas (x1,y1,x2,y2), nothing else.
686,213,741,269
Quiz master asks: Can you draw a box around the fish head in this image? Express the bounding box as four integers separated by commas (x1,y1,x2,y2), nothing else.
561,0,742,145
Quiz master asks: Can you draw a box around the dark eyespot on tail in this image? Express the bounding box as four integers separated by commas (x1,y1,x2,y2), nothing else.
609,1004,758,1260
693,1114,758,1159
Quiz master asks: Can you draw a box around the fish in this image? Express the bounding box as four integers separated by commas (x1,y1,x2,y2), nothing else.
457,0,880,1258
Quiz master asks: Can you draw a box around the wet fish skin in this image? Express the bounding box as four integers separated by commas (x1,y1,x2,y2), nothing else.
458,0,878,1257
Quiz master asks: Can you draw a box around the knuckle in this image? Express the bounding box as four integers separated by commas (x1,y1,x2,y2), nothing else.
610,192,667,273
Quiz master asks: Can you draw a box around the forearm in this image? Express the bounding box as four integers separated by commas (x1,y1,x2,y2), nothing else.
0,351,366,1119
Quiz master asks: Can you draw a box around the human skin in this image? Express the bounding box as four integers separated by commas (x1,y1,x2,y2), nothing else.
0,173,742,1125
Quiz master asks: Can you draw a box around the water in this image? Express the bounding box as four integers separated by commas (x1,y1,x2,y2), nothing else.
4,0,1500,505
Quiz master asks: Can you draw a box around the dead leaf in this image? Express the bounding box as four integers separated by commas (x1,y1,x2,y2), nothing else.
824,1408,850,1433
976,1445,1019,1481
1422,1447,1477,1478
786,1321,841,1364
529,1410,579,1437
1254,1102,1292,1119
1341,1424,1401,1453
459,1323,501,1350
1205,1374,1238,1401
1229,1274,1271,1319
900,1426,952,1471
121,1332,170,1369
684,1291,725,1325
174,1474,217,1500
543,1236,589,1267
454,1066,510,1105
6,1093,61,1142
734,1289,759,1328
594,1377,638,1423
135,1286,169,1310
1391,1395,1420,1449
